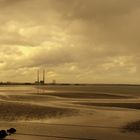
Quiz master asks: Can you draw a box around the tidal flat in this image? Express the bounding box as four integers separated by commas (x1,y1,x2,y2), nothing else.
0,85,140,140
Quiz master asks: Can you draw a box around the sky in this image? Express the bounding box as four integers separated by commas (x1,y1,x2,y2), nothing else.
0,0,140,84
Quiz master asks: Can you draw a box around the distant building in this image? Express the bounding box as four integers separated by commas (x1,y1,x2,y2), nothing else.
40,80,44,84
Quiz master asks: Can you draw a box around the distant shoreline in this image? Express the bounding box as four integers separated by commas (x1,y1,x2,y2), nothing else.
0,83,140,86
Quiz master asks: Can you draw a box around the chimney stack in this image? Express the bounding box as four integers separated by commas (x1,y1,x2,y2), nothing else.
37,69,40,83
43,69,45,84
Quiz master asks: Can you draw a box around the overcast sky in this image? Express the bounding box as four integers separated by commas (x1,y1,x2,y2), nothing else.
0,0,140,84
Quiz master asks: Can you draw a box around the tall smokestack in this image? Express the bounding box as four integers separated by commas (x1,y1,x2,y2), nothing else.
43,69,45,83
37,69,40,83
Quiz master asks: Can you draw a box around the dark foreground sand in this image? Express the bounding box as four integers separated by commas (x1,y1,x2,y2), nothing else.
123,121,140,133
0,101,78,121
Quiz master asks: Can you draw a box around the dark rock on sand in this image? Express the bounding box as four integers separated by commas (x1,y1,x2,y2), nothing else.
0,130,7,139
7,128,16,134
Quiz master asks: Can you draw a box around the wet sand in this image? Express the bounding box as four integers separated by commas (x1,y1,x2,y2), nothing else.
75,102,140,110
36,92,133,99
0,85,140,140
0,101,78,121
123,120,140,133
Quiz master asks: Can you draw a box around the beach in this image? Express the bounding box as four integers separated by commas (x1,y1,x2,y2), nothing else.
0,85,140,140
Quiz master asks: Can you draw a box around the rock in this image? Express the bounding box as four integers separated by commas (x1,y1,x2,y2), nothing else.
0,130,7,139
7,128,16,134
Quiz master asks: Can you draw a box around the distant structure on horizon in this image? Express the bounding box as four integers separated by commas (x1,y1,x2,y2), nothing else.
35,69,45,85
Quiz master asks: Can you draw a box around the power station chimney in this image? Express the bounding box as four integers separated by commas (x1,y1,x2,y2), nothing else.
37,69,40,83
43,69,45,84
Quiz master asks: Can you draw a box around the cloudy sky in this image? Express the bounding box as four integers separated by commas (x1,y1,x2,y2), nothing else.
0,0,140,84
